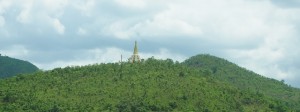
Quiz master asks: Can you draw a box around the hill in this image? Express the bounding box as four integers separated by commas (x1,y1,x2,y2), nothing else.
0,55,39,78
0,55,299,111
183,54,300,110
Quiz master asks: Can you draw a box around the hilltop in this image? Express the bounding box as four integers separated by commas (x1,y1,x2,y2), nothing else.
0,55,39,78
183,54,300,110
0,54,299,111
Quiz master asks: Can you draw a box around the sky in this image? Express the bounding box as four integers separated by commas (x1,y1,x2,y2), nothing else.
0,0,300,87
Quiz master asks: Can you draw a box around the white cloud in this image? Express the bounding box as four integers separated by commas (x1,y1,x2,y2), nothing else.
34,47,127,70
129,14,203,38
52,18,65,35
101,7,203,39
223,5,300,82
73,0,95,16
115,0,146,9
103,0,274,40
16,8,31,24
0,0,12,14
14,0,69,25
41,0,68,15
102,21,133,39
1,45,29,58
162,0,273,41
1,0,300,87
42,0,68,8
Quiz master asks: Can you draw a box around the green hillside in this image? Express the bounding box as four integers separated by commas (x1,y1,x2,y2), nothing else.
0,55,299,111
0,55,39,78
183,54,300,110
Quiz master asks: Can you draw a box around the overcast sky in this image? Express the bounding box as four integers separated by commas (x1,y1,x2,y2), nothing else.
0,0,300,87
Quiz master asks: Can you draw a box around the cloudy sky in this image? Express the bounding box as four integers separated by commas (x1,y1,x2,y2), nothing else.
0,0,300,87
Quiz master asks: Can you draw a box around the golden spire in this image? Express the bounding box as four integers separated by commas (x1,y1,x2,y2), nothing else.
129,41,141,63
133,41,138,55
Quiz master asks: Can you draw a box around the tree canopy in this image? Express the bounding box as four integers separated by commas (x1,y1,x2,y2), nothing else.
0,54,299,111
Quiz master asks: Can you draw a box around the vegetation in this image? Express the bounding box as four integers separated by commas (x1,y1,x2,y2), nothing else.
0,55,39,78
183,54,300,111
0,55,299,111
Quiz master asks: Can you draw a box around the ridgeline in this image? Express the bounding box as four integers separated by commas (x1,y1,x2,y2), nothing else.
0,55,39,78
0,54,299,111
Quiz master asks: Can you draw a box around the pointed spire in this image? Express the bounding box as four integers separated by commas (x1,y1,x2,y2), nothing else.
133,41,138,55
129,41,141,63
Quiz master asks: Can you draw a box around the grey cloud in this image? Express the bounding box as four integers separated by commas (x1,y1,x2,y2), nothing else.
271,0,300,8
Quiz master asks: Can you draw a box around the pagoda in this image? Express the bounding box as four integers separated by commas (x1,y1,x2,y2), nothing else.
128,41,141,63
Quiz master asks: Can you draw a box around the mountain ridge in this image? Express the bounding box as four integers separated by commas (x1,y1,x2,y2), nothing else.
0,55,39,78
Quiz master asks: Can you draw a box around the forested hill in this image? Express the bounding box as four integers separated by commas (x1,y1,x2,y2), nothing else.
0,55,39,78
183,54,300,110
0,55,299,111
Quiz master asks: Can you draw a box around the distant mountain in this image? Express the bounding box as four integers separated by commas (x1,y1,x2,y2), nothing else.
0,55,299,111
0,55,39,78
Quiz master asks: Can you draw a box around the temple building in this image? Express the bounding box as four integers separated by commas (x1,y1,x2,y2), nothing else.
128,41,141,63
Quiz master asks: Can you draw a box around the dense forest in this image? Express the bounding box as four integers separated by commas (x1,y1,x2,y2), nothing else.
0,55,39,78
183,54,300,111
0,54,299,111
